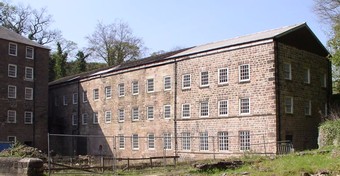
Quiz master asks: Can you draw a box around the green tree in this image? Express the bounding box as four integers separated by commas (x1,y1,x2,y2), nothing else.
52,42,68,79
314,0,340,92
75,51,90,73
87,20,144,66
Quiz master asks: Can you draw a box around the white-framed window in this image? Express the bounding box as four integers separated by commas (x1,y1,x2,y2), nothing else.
148,134,155,149
7,110,16,123
147,78,154,93
25,87,33,100
72,93,78,104
82,113,88,125
83,91,88,103
93,112,99,124
26,46,34,59
218,132,229,151
199,132,209,151
132,81,139,95
218,100,228,116
9,43,17,56
305,100,312,116
181,132,191,150
118,109,125,122
24,111,33,124
164,105,171,119
284,63,292,80
182,104,190,118
25,67,34,81
93,89,99,100
239,64,250,82
118,134,125,149
304,68,310,84
285,96,293,114
239,98,250,114
164,76,171,90
200,71,209,87
8,136,16,143
240,131,250,151
8,85,16,99
321,73,327,88
118,83,125,97
218,68,228,84
132,107,139,121
72,114,77,126
62,95,67,105
163,133,172,150
200,101,209,117
182,74,191,89
8,64,17,78
132,134,139,150
105,111,112,123
147,106,154,120
105,86,112,99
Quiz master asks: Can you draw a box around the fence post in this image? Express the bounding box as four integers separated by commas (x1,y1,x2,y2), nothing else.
212,136,216,160
150,157,153,167
262,134,267,157
47,133,51,176
127,158,130,170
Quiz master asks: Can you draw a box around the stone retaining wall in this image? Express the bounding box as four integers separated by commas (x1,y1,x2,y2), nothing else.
0,157,44,176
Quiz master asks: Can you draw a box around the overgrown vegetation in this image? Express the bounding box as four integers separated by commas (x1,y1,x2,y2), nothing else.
0,142,47,160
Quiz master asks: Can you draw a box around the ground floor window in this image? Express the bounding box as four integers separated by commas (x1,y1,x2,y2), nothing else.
239,131,250,151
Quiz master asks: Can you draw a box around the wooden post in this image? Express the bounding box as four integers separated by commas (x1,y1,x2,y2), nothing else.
127,158,130,170
150,158,153,167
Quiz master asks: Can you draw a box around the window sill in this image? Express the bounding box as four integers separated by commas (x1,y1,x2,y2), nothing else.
239,80,250,84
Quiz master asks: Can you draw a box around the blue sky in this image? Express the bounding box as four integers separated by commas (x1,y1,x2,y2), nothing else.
9,0,329,58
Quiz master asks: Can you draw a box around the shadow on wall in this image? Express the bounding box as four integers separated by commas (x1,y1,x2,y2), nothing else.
48,83,113,157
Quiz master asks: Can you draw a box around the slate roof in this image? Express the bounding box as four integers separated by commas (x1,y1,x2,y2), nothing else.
50,23,328,86
0,26,49,49
49,48,191,85
169,23,317,58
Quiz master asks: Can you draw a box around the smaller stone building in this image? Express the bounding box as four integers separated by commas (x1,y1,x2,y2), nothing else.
49,23,330,159
0,26,50,151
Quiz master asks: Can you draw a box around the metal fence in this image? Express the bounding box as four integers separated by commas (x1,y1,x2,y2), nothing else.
46,133,293,174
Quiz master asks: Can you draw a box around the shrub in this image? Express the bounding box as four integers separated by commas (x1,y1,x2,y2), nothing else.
319,119,340,147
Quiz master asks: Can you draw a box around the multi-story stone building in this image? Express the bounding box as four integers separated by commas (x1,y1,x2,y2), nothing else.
49,23,330,159
0,26,50,150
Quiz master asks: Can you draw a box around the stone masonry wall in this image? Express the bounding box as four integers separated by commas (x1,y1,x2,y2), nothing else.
278,43,330,150
176,42,277,159
0,39,49,151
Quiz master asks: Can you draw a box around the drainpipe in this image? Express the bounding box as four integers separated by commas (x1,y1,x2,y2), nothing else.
174,59,178,158
274,40,282,142
32,47,36,147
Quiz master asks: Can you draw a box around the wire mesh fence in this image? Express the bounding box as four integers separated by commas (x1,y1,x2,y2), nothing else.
46,133,292,174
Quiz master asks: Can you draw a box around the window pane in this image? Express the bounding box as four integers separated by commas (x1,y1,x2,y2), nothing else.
182,74,191,89
147,106,154,120
219,68,228,84
219,100,228,116
164,105,171,119
219,132,228,151
132,81,139,94
240,131,250,151
182,104,190,118
201,71,209,86
148,134,155,149
239,64,250,81
240,98,250,114
200,102,209,117
164,76,171,90
147,79,154,92
199,132,209,151
182,132,191,150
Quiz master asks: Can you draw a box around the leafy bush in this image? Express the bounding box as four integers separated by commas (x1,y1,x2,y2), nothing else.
319,119,340,147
